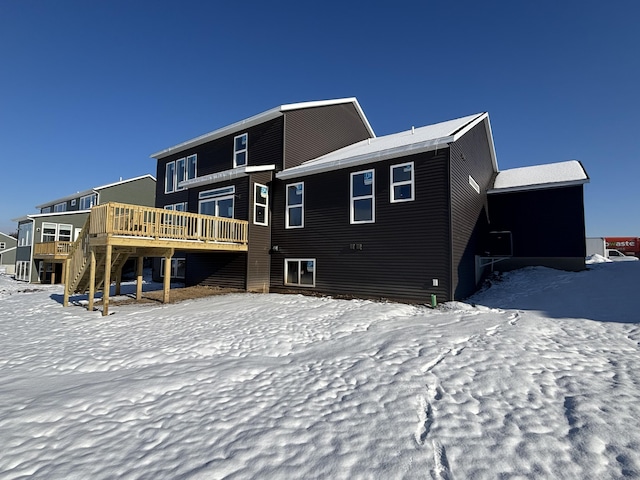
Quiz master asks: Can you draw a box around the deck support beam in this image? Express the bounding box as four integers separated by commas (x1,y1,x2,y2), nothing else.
63,259,71,307
163,248,174,304
136,256,144,301
102,245,112,316
88,250,96,312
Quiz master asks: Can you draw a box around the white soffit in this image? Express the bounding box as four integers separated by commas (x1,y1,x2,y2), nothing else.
179,165,276,189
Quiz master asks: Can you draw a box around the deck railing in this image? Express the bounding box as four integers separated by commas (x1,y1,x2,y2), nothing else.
34,241,74,257
89,202,249,245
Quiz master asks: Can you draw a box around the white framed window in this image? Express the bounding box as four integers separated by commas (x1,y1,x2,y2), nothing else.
16,260,30,282
234,133,248,167
390,162,414,202
165,162,176,193
54,202,67,213
350,169,375,224
18,223,32,247
160,258,186,279
254,183,269,226
199,186,235,218
164,202,187,211
42,222,57,242
0,242,5,250
41,207,51,214
285,259,315,287
58,224,72,242
79,193,97,210
166,155,197,192
286,182,304,228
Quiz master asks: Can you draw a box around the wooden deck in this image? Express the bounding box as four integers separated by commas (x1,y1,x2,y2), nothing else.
63,202,249,316
34,241,74,260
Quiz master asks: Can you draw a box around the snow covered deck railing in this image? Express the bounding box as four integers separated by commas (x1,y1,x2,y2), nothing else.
89,202,248,246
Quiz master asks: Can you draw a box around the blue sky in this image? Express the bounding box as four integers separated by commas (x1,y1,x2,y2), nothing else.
1,0,638,236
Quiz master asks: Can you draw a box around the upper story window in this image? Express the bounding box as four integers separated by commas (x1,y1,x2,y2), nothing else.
166,154,198,193
390,162,414,202
54,202,67,213
286,182,304,228
254,183,269,226
0,242,5,249
234,133,248,168
351,169,375,224
42,223,57,242
41,223,73,242
41,207,51,214
18,222,32,247
79,193,97,210
199,186,235,218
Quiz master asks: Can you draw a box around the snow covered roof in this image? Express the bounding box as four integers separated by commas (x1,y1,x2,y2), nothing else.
150,98,375,160
276,112,497,180
488,160,589,194
34,175,156,209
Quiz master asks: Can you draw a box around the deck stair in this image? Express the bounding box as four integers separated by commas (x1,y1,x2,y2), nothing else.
62,202,249,315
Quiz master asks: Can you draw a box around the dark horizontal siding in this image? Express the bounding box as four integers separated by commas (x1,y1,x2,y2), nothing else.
284,104,372,169
156,117,283,208
186,252,247,290
449,120,496,300
270,149,451,303
246,171,273,292
487,186,587,258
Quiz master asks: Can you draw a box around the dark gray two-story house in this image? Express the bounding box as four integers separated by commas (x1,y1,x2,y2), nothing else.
151,98,588,304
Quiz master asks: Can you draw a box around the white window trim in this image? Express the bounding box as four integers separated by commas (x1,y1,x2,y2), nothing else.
198,186,235,218
16,260,30,282
253,183,269,226
0,242,5,250
165,161,176,194
285,182,304,229
54,202,67,213
41,207,51,214
233,133,248,168
164,202,187,211
350,169,375,224
79,193,98,210
284,258,316,287
167,155,198,193
390,161,415,203
160,258,186,279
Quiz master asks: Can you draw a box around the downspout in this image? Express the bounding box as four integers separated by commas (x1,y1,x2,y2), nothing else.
28,217,35,284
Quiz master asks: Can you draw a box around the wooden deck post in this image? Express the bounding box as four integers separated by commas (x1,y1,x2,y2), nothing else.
115,264,122,296
103,245,112,316
61,261,66,288
50,263,56,285
136,256,144,301
63,259,71,307
88,249,96,312
163,248,174,304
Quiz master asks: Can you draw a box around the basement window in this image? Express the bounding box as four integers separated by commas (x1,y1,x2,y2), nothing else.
285,259,315,287
160,258,186,279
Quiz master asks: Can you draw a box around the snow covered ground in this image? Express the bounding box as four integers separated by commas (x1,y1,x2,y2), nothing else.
1,262,640,479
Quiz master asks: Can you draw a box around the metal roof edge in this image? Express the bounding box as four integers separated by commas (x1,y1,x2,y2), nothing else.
276,138,452,180
487,178,589,195
150,98,375,160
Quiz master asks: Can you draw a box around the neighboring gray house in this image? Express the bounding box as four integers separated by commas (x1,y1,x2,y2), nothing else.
14,175,156,283
0,232,18,275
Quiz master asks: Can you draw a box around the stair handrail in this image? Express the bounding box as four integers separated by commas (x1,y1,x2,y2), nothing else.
65,216,92,294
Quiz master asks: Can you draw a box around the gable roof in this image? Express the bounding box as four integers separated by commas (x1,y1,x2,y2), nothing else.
488,160,589,194
34,174,156,209
150,98,375,160
276,112,497,180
